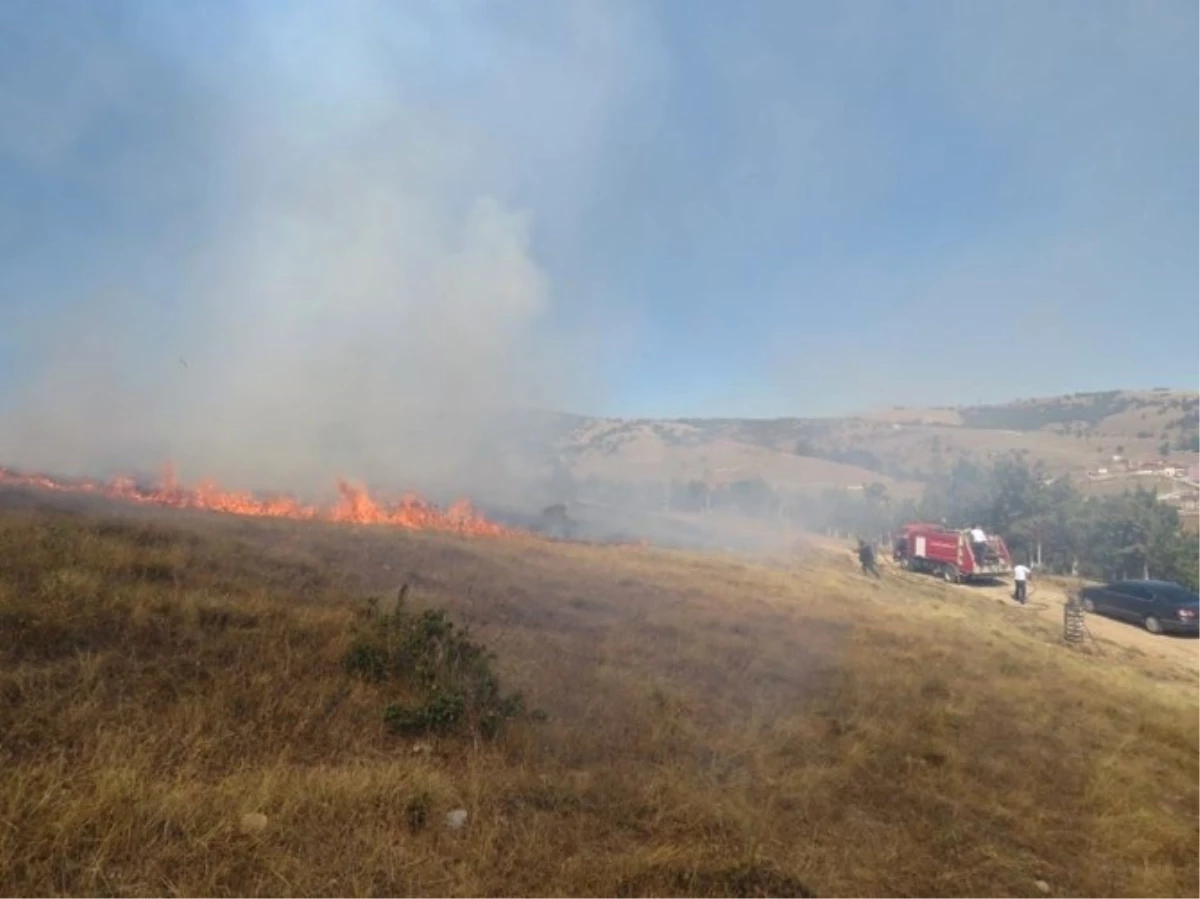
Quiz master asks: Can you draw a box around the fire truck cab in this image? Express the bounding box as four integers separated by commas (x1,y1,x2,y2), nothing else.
893,522,1013,583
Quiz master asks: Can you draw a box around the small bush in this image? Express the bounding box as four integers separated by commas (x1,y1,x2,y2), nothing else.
345,588,531,740
385,689,466,736
343,640,388,682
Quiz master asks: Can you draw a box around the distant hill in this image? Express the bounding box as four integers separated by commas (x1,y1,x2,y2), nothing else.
501,389,1199,503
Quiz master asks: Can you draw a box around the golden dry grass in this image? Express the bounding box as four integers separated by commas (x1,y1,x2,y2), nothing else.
0,498,1196,897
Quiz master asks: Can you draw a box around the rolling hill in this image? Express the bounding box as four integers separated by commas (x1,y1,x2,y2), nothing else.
510,389,1199,501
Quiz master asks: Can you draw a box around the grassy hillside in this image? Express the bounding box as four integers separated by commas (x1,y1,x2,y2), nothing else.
530,390,1199,496
1,500,1197,897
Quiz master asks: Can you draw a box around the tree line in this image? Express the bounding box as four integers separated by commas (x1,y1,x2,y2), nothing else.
802,456,1198,590
568,454,1198,590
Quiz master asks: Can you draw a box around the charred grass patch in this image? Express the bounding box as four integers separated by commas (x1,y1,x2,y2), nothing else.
0,502,1196,897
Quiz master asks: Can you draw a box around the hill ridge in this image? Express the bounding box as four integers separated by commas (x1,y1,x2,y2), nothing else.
501,389,1198,498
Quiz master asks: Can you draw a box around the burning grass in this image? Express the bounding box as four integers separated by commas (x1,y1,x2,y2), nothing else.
0,498,1196,897
0,462,510,536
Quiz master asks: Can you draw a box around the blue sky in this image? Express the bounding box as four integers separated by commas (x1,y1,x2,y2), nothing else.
0,0,1196,444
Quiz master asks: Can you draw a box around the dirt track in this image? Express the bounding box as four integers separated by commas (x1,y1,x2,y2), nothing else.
968,578,1199,675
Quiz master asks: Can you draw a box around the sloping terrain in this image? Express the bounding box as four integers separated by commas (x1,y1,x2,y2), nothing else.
974,575,1198,672
523,390,1199,493
564,422,914,493
0,497,1196,897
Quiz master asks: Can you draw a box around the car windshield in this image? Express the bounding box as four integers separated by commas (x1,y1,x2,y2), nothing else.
1154,585,1199,605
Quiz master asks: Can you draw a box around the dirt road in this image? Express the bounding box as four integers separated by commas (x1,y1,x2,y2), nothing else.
969,578,1199,675
753,533,1195,678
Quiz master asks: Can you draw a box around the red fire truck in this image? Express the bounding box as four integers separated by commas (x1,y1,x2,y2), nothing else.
892,522,1013,583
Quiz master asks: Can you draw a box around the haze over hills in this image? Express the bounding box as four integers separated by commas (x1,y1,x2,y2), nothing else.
3,388,1194,539
496,389,1200,506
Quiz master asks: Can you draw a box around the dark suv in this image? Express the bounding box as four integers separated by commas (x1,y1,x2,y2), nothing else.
1079,579,1199,635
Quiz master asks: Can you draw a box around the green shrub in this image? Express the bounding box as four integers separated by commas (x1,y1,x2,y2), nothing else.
344,587,532,740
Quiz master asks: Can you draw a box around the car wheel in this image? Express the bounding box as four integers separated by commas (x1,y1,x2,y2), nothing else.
1144,615,1163,635
1082,597,1095,613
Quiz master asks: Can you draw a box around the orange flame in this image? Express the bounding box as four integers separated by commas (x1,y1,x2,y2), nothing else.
0,461,510,537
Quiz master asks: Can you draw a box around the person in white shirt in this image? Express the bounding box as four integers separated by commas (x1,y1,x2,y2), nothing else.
1012,563,1031,604
969,525,988,567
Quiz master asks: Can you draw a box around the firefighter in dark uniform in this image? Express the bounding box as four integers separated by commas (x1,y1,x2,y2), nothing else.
857,538,880,578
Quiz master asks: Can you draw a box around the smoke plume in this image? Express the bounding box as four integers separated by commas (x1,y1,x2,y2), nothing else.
0,0,621,502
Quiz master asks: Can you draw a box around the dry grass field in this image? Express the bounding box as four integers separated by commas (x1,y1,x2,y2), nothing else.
0,494,1197,897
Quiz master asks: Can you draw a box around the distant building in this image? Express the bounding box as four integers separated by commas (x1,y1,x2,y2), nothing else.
1159,482,1200,509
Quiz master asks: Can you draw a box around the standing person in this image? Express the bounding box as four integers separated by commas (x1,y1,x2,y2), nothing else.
857,539,879,579
1012,562,1031,604
969,525,988,566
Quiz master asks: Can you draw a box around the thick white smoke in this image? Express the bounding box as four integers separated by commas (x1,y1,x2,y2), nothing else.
0,0,635,501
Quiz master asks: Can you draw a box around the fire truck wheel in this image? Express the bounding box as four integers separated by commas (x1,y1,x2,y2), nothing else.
1144,615,1163,635
1082,597,1095,613
941,565,959,584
